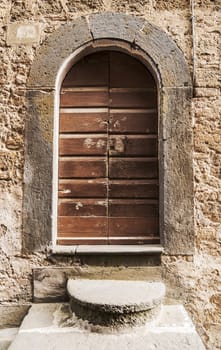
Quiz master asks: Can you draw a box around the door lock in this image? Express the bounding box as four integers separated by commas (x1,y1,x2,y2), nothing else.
109,136,127,154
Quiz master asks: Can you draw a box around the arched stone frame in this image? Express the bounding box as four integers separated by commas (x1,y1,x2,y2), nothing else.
23,13,193,255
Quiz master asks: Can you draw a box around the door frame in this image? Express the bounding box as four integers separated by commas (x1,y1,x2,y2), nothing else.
24,13,193,255
53,41,161,249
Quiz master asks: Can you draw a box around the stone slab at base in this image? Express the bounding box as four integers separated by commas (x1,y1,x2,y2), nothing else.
8,303,206,350
0,328,18,350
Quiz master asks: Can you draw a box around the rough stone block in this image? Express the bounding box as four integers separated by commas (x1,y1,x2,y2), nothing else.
0,305,30,328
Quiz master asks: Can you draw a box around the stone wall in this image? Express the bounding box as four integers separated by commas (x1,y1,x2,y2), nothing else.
0,1,220,349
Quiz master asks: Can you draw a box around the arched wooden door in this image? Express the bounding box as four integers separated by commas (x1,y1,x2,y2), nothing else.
57,51,159,245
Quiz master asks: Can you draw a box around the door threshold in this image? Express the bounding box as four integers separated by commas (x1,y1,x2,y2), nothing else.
51,244,163,255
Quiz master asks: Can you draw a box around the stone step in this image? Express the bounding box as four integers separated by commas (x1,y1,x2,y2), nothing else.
8,303,206,350
33,266,163,303
67,279,165,327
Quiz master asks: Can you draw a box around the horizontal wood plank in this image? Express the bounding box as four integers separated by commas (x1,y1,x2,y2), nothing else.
58,179,107,198
59,157,106,178
109,135,157,156
58,216,107,234
59,135,107,156
58,199,158,217
108,217,158,236
109,89,157,108
109,158,158,179
109,200,158,217
58,199,107,216
60,89,108,108
109,111,157,134
59,111,108,133
109,180,158,199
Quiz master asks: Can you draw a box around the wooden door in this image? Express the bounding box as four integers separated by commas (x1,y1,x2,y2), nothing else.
57,51,159,245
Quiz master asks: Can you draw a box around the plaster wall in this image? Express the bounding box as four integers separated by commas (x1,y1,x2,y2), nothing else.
0,1,220,349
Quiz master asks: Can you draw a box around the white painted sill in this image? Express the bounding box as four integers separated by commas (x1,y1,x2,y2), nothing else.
50,245,164,255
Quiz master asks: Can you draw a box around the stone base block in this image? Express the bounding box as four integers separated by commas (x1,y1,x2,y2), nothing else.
8,303,205,350
0,328,18,350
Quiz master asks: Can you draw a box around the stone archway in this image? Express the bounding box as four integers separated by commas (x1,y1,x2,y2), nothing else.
23,13,193,255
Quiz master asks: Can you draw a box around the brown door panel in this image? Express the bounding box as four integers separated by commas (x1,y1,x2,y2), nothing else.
57,51,158,245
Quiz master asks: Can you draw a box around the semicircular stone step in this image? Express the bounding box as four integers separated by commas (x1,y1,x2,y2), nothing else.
67,279,165,328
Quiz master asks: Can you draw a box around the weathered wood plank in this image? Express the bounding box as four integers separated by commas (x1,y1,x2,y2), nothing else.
59,157,107,178
109,110,157,134
59,111,108,133
58,216,107,234
109,135,157,156
58,199,107,216
109,158,158,179
109,89,157,108
108,217,158,236
109,180,158,199
60,89,108,107
58,179,107,198
109,200,158,217
59,135,107,156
